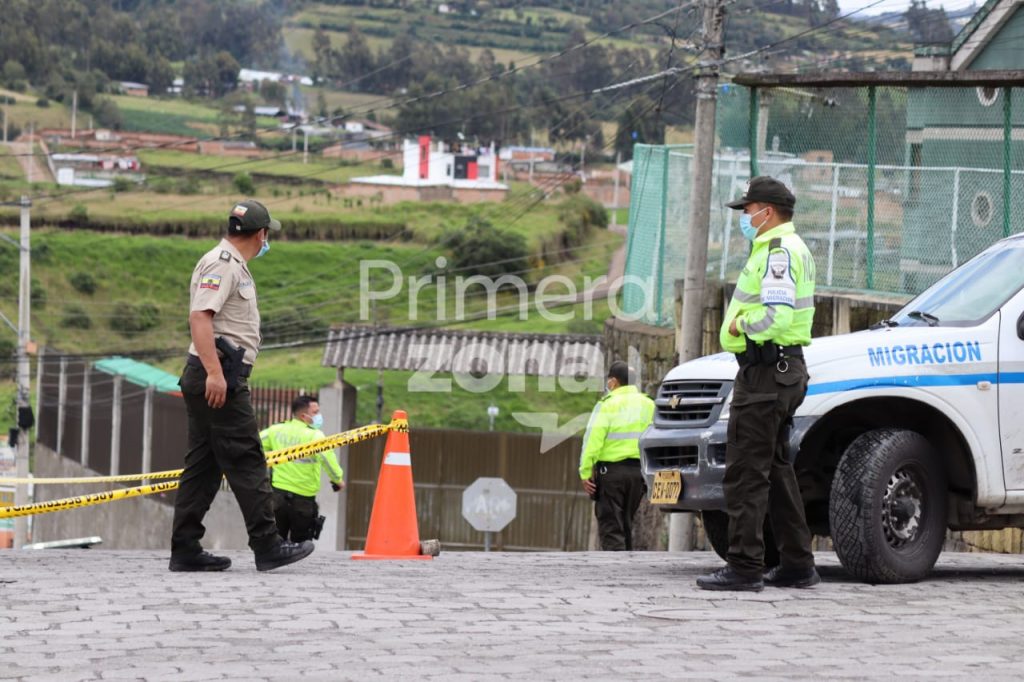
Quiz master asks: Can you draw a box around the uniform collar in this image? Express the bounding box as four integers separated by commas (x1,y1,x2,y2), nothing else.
753,221,795,244
603,385,639,400
290,418,313,429
218,238,245,263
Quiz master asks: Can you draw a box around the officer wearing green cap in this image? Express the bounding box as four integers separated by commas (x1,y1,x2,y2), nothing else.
169,199,315,573
696,176,820,592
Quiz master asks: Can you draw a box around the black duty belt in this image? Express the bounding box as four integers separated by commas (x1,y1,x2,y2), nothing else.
186,353,253,378
735,339,804,367
598,458,641,468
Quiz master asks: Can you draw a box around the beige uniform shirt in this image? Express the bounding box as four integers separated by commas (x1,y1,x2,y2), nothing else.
187,239,262,365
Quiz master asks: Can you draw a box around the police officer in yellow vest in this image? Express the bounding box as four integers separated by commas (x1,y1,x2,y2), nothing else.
262,396,345,543
697,176,820,592
580,361,655,551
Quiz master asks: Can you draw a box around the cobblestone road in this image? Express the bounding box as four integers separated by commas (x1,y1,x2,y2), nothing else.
3,550,1024,680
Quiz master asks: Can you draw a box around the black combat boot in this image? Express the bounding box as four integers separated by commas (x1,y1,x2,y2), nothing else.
696,566,764,592
255,540,315,572
764,564,820,588
169,551,231,572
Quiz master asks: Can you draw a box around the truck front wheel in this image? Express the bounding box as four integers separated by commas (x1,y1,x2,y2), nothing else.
829,429,947,584
700,510,779,569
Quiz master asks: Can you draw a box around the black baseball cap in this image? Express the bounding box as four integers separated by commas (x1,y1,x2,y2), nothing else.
228,199,282,233
726,176,796,210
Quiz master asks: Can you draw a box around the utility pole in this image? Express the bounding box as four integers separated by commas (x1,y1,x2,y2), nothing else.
669,0,727,553
27,123,34,184
303,128,309,165
71,90,78,139
14,196,32,549
612,151,622,228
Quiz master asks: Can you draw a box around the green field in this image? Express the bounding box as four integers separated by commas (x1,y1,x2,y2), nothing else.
138,148,397,184
0,147,22,179
0,225,621,431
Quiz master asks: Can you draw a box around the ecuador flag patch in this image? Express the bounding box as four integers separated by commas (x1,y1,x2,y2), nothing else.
199,274,222,291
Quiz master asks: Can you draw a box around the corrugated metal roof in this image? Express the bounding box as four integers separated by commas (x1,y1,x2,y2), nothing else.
93,357,181,393
322,326,605,378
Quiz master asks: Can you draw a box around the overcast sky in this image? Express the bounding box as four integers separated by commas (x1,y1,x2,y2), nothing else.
836,0,982,15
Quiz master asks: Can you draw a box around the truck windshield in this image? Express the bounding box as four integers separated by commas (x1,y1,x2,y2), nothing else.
892,238,1024,327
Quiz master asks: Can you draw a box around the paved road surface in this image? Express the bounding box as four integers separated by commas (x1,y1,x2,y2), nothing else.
3,550,1024,680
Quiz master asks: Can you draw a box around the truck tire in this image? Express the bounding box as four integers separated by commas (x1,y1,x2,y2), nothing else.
829,428,947,584
700,510,779,568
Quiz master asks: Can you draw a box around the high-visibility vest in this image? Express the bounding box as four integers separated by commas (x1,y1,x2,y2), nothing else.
261,419,343,497
579,385,655,480
720,222,816,354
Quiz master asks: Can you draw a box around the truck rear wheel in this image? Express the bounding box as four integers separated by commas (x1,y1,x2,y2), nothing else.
829,428,947,584
700,510,779,569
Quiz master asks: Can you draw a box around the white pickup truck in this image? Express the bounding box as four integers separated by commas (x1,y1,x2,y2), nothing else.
640,232,1024,583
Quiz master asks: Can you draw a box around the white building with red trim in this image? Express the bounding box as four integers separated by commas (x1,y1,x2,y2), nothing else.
350,136,508,201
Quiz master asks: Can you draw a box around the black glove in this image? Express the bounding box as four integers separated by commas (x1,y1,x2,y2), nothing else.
330,482,342,492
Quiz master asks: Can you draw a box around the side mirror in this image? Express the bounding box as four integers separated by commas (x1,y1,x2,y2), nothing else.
1017,311,1024,340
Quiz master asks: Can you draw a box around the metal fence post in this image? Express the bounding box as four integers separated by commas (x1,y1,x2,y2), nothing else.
866,86,877,290
56,356,67,455
80,363,91,468
827,164,840,286
951,168,961,268
720,156,740,279
110,374,123,476
749,86,759,176
656,147,669,324
1003,86,1012,238
142,385,154,481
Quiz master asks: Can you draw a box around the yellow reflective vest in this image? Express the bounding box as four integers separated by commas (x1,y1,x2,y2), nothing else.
720,222,816,354
261,419,344,497
578,385,655,480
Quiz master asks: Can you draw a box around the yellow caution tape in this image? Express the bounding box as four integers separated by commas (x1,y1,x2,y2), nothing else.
0,480,182,519
0,418,407,486
0,417,406,519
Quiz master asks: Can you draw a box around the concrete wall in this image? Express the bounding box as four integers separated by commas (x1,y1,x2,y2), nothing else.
32,445,249,551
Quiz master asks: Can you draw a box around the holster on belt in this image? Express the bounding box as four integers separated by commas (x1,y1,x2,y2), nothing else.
215,336,246,391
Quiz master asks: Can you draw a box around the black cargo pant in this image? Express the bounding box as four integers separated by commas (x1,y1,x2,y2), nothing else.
272,489,318,543
171,363,280,556
594,459,646,551
724,357,814,575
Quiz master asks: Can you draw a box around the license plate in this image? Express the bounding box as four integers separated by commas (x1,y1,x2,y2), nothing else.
650,470,682,505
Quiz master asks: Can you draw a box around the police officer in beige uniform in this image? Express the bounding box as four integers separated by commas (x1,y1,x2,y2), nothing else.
169,200,314,572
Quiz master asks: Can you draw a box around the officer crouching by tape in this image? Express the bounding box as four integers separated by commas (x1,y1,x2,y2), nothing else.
262,396,345,543
696,176,820,592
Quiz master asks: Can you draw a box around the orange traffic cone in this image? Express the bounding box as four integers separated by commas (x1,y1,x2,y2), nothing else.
352,410,432,560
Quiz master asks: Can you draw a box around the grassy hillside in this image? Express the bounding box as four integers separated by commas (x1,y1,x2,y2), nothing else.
0,226,620,431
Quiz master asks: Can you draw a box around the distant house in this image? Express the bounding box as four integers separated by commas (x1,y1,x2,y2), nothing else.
904,0,1024,284
238,68,314,88
499,146,556,163
349,136,508,203
119,81,149,97
231,105,287,118
198,140,262,157
52,153,144,188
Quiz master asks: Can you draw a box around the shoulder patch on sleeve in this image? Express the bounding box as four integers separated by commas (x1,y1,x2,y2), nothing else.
199,274,222,291
761,248,796,306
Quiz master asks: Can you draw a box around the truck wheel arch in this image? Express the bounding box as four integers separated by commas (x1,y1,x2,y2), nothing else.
794,396,976,526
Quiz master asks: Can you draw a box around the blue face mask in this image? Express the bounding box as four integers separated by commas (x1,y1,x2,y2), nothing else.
255,238,270,258
738,208,768,241
310,413,323,429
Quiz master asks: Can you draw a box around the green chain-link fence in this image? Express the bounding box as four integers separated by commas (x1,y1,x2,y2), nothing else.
623,82,1024,326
